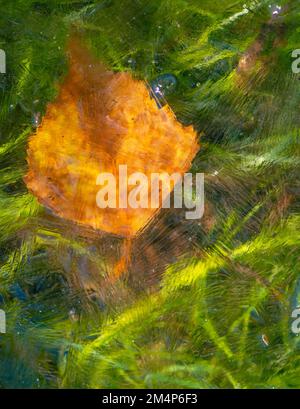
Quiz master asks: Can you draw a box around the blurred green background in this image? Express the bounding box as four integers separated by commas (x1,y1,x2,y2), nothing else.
0,0,300,388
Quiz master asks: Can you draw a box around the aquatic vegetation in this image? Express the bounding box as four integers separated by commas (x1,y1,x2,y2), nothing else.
0,0,299,389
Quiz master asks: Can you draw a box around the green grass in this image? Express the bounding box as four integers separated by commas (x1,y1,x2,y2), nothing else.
0,0,299,389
